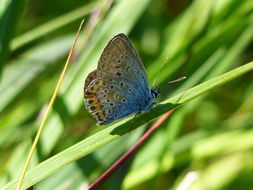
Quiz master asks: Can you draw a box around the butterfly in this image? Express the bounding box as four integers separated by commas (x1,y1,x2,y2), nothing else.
84,33,159,125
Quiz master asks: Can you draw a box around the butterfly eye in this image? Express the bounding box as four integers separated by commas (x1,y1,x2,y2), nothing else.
124,52,128,56
104,89,109,93
108,110,111,113
122,99,127,102
117,59,121,63
128,88,132,92
120,82,124,86
106,99,110,102
151,89,159,98
114,65,120,69
109,103,114,107
110,85,114,89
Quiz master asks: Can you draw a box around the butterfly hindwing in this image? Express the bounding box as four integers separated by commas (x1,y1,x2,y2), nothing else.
84,77,145,125
84,70,98,91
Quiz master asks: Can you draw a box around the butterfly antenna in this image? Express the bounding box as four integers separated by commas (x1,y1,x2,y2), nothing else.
168,76,187,84
151,58,187,88
152,57,169,88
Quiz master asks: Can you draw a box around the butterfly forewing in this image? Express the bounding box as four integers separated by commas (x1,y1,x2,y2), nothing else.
97,34,148,80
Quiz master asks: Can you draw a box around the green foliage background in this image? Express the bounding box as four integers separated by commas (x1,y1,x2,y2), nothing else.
1,0,253,189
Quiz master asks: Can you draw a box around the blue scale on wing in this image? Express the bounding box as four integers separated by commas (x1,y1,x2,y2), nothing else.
85,77,143,125
97,34,151,95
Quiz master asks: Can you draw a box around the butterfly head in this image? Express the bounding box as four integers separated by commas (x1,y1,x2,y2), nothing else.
151,88,159,99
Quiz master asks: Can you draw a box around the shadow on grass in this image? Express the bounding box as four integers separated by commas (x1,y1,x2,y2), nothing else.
110,102,180,136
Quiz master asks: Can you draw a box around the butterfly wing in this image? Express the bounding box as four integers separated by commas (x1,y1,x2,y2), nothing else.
114,33,147,77
84,77,143,125
84,33,154,125
84,34,148,88
96,33,150,90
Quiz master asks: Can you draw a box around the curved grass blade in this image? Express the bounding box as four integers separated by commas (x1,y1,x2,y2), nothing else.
2,61,253,190
10,2,96,51
0,0,26,77
15,20,84,190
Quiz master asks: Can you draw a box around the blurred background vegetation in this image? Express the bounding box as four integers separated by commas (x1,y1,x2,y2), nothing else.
1,0,253,189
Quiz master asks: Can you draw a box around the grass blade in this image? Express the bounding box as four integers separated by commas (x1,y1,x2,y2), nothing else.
2,60,253,190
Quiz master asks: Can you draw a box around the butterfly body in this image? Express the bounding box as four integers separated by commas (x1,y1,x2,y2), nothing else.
84,33,159,125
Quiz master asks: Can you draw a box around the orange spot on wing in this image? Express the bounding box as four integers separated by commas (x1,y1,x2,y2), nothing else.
84,91,97,98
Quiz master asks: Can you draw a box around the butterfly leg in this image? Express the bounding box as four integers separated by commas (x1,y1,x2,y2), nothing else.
150,102,157,109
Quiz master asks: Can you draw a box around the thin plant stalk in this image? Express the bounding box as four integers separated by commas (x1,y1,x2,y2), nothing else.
88,110,175,190
16,19,85,190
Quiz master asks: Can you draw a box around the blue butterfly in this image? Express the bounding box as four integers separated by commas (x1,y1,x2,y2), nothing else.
84,33,159,125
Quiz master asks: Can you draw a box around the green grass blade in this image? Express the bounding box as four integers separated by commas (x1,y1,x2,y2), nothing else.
40,0,152,155
0,0,26,77
0,35,73,112
10,2,97,51
2,61,253,190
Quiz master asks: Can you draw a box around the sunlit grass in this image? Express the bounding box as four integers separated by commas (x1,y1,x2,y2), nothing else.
1,0,253,190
